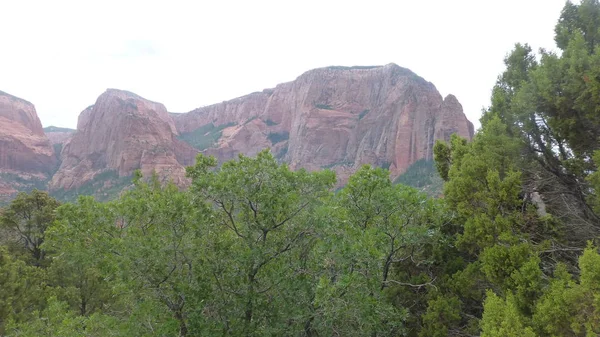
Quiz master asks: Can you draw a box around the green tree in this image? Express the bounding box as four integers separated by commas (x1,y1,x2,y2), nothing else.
430,118,546,334
0,190,60,266
314,165,447,336
186,150,335,336
0,246,47,334
45,175,206,337
6,296,122,337
480,291,536,337
43,196,119,317
484,0,600,244
115,174,206,336
532,245,600,336
439,3,600,335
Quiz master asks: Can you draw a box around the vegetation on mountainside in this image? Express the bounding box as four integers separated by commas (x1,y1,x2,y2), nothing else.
50,170,132,202
315,103,334,110
178,122,236,151
266,131,289,144
3,2,600,336
0,174,48,192
395,159,444,196
264,119,278,126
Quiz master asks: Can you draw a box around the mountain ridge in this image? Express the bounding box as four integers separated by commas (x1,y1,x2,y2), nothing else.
1,63,473,200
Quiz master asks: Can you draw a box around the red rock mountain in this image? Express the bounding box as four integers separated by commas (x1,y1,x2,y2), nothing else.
3,64,474,197
50,89,197,191
0,91,56,198
172,64,474,183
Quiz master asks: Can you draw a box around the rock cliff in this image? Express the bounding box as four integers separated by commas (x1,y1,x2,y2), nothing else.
172,64,474,182
0,91,57,173
0,91,57,200
50,89,197,191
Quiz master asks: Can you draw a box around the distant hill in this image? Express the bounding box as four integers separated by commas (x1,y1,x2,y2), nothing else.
43,126,76,133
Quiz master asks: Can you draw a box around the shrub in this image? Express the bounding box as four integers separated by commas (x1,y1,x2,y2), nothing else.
267,131,289,144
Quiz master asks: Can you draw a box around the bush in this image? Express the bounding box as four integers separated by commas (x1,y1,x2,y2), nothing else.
267,131,289,144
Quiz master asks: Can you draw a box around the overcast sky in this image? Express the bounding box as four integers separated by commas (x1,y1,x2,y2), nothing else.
1,0,568,130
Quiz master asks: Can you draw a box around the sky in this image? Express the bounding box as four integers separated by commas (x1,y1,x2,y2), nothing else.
1,0,569,130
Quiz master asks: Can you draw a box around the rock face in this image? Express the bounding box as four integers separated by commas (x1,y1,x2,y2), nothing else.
0,91,56,175
172,64,474,183
44,126,76,147
0,91,57,200
50,89,197,191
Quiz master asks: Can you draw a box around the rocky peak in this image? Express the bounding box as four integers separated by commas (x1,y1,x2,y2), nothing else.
437,94,475,141
172,64,474,184
0,90,45,136
49,89,196,191
103,89,178,135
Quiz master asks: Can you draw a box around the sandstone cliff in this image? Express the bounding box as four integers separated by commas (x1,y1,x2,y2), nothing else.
0,91,57,200
172,64,474,182
50,89,198,191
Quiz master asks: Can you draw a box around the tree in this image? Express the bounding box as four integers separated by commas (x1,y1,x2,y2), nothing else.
43,196,120,318
0,190,60,266
314,165,447,336
0,246,47,334
186,150,335,336
430,117,547,334
439,2,600,335
45,174,206,337
480,291,536,337
531,244,600,336
6,296,122,337
115,174,206,337
484,0,600,245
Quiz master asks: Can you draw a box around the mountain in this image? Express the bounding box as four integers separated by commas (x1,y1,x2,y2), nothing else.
172,64,473,183
49,89,198,199
1,63,473,200
0,91,56,200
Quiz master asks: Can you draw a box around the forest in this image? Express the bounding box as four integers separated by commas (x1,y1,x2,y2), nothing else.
3,1,600,336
